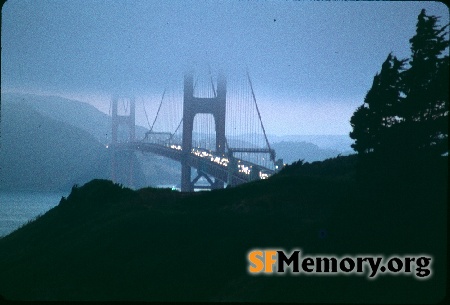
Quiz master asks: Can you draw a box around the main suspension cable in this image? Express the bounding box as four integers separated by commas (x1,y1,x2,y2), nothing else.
246,69,275,161
149,89,166,132
141,97,152,130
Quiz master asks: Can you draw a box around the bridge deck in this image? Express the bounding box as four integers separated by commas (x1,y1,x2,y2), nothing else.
112,141,274,186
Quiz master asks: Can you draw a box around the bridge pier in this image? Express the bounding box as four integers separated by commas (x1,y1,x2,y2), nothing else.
181,72,227,192
250,165,261,181
181,156,192,192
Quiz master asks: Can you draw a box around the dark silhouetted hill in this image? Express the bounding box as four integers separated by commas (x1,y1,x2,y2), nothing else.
0,155,446,303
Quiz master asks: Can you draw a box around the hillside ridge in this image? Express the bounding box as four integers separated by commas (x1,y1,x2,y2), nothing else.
0,155,446,302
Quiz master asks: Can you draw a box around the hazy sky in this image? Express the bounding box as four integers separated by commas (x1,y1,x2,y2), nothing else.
1,0,449,135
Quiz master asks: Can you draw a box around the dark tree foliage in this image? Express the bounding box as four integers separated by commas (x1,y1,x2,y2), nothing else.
350,54,405,154
349,105,371,154
402,9,449,155
350,9,449,157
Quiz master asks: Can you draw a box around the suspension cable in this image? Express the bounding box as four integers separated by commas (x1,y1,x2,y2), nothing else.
170,118,183,141
246,69,275,161
149,89,166,132
208,63,217,97
141,97,152,130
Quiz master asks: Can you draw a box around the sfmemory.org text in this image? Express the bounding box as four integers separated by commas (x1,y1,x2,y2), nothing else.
248,249,432,279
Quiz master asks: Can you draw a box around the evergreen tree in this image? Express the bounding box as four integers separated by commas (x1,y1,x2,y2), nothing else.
401,9,449,155
350,9,449,157
350,104,371,154
350,54,405,154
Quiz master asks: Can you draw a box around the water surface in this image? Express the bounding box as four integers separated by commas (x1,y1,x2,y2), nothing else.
0,191,66,237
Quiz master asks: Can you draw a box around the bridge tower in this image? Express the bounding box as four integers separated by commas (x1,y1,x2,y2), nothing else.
111,97,135,144
181,72,227,192
111,97,136,186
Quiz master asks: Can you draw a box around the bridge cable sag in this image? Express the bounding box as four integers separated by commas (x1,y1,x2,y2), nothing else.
246,69,275,162
169,118,183,141
149,89,166,133
207,63,217,97
141,97,152,130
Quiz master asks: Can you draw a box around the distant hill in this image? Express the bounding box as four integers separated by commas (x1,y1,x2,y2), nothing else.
0,93,354,187
271,141,346,163
1,93,148,144
0,101,110,191
0,99,150,191
268,134,353,153
226,134,353,164
0,93,183,188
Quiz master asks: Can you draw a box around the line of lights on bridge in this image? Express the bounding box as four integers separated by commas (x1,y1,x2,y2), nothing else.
169,144,269,179
106,143,269,180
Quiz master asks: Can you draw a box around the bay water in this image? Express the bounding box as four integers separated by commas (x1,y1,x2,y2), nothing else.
0,191,67,238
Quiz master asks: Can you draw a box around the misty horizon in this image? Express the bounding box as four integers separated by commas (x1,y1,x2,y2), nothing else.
2,1,448,135
1,90,355,137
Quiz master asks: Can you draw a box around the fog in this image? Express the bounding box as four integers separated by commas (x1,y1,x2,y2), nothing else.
0,2,448,301
2,0,448,135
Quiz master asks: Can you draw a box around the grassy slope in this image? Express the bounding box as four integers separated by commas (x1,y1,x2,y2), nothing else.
0,156,447,302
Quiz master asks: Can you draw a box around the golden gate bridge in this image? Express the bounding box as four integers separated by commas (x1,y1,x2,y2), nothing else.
109,70,284,192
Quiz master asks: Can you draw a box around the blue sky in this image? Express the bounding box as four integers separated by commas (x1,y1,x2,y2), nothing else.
1,0,448,135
